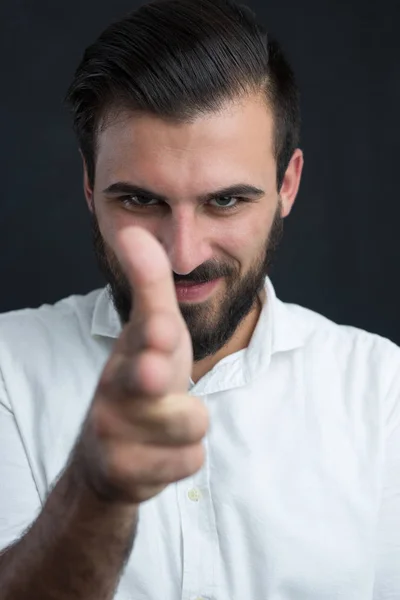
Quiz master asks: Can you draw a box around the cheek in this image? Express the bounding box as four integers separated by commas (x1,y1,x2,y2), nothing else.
222,211,271,253
212,218,267,272
96,208,119,247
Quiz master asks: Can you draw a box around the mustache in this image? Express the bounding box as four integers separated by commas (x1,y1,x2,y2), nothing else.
173,265,233,285
174,274,221,284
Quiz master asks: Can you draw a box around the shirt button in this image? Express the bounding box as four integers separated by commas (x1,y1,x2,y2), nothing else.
187,487,202,502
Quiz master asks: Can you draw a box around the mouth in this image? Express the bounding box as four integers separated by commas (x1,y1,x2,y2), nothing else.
174,278,221,302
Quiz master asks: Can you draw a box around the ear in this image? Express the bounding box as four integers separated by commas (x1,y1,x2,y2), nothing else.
80,150,94,213
279,148,304,218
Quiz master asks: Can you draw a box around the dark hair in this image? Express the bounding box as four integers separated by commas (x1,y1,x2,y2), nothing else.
65,0,301,192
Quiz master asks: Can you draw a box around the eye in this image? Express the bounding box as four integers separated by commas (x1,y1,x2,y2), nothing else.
119,194,246,212
209,196,244,211
120,195,159,208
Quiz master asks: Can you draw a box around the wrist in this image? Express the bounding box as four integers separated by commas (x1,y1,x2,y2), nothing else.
69,433,139,513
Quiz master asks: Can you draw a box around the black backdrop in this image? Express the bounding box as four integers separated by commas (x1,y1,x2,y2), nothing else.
0,0,399,343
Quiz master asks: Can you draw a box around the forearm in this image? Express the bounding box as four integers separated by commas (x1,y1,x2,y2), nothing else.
0,462,138,600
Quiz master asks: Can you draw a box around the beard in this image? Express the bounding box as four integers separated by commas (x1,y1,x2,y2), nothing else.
91,203,283,362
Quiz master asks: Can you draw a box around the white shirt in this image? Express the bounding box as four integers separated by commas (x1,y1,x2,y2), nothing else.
0,277,400,600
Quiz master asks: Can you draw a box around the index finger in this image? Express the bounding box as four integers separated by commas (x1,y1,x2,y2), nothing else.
113,226,180,318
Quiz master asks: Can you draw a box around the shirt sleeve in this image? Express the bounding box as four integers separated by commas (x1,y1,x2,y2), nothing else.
373,416,400,597
0,373,42,552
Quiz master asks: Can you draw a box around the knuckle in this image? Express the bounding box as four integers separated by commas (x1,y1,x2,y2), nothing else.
194,398,210,436
103,442,147,492
135,443,205,484
144,313,180,351
174,405,204,442
100,349,172,400
118,359,139,395
166,444,205,481
103,352,167,398
98,356,136,398
184,397,209,440
89,401,114,438
135,351,171,396
188,443,206,473
147,395,209,444
97,354,121,392
125,310,180,354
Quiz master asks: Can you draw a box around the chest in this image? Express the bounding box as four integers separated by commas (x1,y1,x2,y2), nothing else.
116,371,382,600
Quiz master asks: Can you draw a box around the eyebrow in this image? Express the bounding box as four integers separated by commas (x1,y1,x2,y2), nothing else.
102,181,265,203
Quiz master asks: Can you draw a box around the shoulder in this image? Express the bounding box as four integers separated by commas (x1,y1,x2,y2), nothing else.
0,289,107,407
281,300,400,435
0,290,111,494
285,301,400,362
0,289,103,352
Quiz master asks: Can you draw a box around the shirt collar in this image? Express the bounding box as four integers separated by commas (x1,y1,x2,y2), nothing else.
91,286,122,339
246,276,309,368
91,277,311,391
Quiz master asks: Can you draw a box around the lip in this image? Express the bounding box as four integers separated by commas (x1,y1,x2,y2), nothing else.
174,278,221,302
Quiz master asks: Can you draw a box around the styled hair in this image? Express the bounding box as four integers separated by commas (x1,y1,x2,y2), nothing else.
65,0,301,191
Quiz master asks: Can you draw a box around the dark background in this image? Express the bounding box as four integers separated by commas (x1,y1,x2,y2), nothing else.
0,0,399,342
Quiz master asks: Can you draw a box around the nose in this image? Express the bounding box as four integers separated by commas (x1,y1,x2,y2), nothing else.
157,206,213,276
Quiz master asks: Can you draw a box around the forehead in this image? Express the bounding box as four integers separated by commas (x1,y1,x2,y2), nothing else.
95,95,276,195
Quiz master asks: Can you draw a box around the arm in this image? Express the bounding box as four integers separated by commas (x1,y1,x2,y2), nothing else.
0,437,139,600
0,366,138,600
0,227,207,600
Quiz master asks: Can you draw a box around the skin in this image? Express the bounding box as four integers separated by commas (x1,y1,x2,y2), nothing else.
84,93,304,382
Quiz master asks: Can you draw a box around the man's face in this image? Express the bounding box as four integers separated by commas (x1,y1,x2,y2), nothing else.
86,94,301,361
